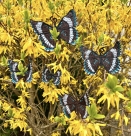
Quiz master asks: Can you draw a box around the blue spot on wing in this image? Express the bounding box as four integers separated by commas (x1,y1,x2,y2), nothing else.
58,95,70,118
63,107,71,118
110,59,121,74
84,61,95,75
58,94,73,118
115,41,121,56
70,29,79,45
71,9,78,27
10,72,18,83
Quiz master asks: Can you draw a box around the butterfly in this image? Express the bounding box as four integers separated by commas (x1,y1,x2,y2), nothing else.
8,60,32,83
30,9,78,51
58,93,90,119
42,67,61,85
80,41,121,75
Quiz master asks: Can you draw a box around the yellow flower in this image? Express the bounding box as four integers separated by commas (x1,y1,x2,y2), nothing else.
3,122,8,128
41,83,59,104
51,132,60,136
60,47,71,62
16,90,30,109
2,102,10,112
32,72,40,84
60,67,71,85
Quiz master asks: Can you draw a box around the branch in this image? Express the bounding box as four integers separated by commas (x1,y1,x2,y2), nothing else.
98,121,131,133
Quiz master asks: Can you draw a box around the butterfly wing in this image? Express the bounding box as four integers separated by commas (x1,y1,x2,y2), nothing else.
77,93,90,119
8,60,19,83
52,70,61,85
42,67,52,83
77,105,87,119
30,20,56,51
57,9,78,45
80,46,100,75
102,41,121,74
8,60,33,83
59,94,76,118
79,92,90,106
25,62,32,82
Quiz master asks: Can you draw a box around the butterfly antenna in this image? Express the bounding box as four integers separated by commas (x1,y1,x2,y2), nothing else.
53,18,57,27
99,47,106,55
50,16,57,27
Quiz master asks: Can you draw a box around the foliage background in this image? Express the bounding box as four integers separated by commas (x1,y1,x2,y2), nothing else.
0,0,131,136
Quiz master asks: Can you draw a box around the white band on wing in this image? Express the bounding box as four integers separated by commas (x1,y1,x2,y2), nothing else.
62,94,68,105
36,22,54,48
63,17,74,43
85,59,95,73
109,49,117,72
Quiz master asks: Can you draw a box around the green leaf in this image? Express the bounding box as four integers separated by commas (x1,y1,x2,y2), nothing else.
48,1,55,13
106,9,111,20
54,116,66,125
0,14,2,22
24,10,29,23
18,62,24,71
16,71,22,76
127,101,131,107
50,27,60,41
7,18,11,27
113,85,124,92
17,0,23,6
5,0,11,11
17,62,28,76
98,33,104,45
7,109,14,118
75,36,83,48
126,90,131,100
23,10,30,31
1,56,7,66
94,114,105,119
87,104,105,120
54,116,61,122
87,103,97,118
61,117,66,125
105,74,118,90
20,52,26,61
54,43,61,55
120,0,128,4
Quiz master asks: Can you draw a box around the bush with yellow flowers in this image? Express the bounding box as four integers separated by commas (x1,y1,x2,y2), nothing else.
0,0,131,136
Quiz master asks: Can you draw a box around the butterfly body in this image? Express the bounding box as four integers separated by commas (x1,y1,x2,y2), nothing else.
42,67,61,85
30,9,78,51
8,60,32,83
80,41,121,75
59,93,90,119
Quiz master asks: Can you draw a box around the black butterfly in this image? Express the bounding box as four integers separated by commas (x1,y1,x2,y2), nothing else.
8,60,32,83
42,67,61,85
30,9,78,51
80,41,121,75
58,93,90,119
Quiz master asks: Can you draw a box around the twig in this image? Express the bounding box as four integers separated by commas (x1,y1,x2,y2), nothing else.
40,122,58,129
98,121,131,133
